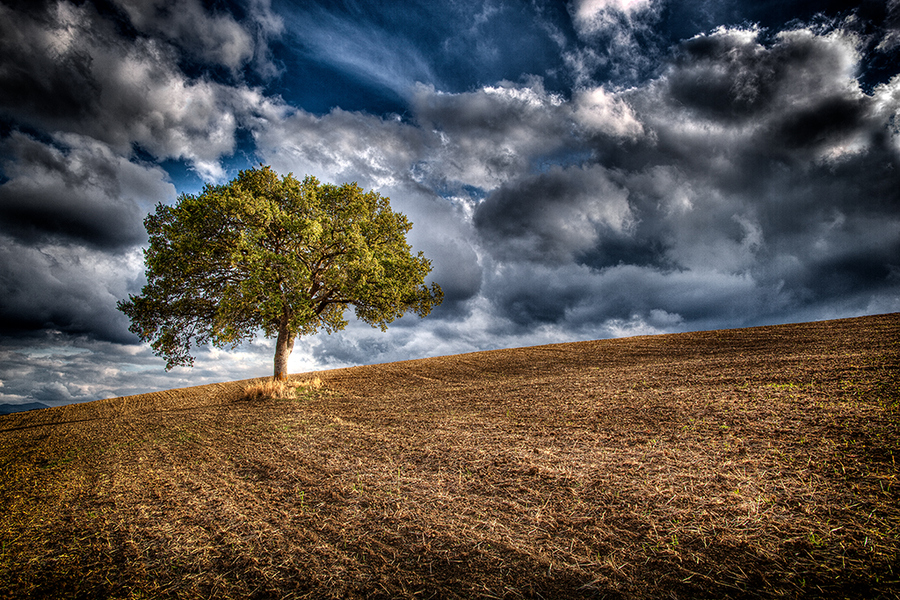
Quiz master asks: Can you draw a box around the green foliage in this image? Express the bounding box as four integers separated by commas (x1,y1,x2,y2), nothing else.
118,165,442,375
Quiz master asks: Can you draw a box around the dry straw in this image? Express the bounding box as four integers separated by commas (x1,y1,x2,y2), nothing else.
242,376,323,401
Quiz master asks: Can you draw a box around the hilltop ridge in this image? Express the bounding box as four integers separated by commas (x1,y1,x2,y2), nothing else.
5,312,898,428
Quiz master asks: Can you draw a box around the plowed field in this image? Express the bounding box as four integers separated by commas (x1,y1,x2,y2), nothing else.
1,314,898,599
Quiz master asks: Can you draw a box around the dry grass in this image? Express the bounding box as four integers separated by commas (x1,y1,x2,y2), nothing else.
0,314,898,599
242,376,324,401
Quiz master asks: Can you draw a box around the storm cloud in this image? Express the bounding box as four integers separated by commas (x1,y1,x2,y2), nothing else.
1,0,898,408
463,25,899,340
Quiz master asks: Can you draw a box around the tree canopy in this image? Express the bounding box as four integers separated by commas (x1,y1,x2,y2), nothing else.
118,165,442,379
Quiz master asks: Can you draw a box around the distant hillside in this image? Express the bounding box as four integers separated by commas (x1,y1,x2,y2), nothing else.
1,313,898,599
0,402,49,415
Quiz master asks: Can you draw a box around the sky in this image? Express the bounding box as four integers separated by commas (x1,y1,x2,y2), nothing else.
1,0,899,408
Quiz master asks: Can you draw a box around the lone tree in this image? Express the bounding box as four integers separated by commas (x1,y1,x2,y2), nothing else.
118,165,442,380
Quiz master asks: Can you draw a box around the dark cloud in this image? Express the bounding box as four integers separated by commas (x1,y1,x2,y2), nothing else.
0,1,130,137
0,132,175,343
770,95,869,151
0,132,157,248
660,27,863,127
474,165,633,265
416,235,482,316
0,235,141,342
479,261,787,337
409,80,576,188
665,31,783,122
466,22,900,350
0,2,103,127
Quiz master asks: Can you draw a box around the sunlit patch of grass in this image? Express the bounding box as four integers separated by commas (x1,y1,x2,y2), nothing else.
241,376,323,401
765,382,801,390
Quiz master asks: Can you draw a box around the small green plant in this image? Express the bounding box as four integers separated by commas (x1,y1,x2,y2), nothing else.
766,382,801,390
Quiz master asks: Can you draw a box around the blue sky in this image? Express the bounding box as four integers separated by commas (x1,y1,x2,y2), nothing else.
1,0,899,408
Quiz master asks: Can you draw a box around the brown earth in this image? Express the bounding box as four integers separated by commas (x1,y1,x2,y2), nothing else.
1,313,898,599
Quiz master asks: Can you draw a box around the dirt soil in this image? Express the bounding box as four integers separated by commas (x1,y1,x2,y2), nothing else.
1,313,898,599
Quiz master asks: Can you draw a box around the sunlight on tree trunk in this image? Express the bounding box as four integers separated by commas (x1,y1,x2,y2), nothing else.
274,324,295,381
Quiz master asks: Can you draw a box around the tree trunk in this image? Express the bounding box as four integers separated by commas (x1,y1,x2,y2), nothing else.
274,323,295,381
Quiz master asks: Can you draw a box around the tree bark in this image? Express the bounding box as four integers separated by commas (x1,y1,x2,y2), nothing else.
274,322,295,381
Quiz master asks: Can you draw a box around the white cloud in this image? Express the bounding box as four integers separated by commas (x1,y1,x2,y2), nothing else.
874,74,900,156
256,79,577,193
602,309,683,338
572,85,644,138
255,107,429,189
575,0,654,21
111,0,284,75
114,0,255,69
409,80,576,189
570,0,657,39
92,39,242,175
564,0,663,86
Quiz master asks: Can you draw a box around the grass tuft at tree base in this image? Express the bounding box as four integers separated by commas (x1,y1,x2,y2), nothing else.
241,376,324,401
